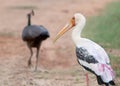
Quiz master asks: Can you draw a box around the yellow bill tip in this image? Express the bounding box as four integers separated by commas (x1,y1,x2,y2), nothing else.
53,34,61,43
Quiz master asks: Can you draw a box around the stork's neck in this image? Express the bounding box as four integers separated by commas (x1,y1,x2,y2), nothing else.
72,19,86,46
28,15,31,26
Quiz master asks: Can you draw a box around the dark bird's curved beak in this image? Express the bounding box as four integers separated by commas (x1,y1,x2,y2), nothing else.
31,10,34,16
27,10,35,16
53,17,75,43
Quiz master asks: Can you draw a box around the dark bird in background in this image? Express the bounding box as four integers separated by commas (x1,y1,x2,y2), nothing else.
22,10,50,71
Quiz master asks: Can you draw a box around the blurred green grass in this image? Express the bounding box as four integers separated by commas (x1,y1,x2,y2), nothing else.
83,1,120,85
110,55,120,85
110,55,120,77
83,1,120,49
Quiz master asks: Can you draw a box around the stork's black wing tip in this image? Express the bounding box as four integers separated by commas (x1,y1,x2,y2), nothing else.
109,81,115,85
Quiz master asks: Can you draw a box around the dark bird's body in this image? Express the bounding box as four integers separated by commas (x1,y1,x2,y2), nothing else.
22,25,49,47
22,10,50,71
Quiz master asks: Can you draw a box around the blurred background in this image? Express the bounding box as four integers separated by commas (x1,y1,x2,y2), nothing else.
0,0,119,86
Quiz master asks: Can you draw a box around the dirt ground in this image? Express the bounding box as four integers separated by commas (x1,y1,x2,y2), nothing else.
0,0,118,86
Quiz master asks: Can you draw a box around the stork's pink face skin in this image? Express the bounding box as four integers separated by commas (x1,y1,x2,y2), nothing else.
53,17,75,43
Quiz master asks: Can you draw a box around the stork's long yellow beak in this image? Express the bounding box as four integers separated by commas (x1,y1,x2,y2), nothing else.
53,17,75,43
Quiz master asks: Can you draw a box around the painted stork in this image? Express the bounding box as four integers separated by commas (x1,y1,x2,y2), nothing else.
54,13,115,86
22,10,50,71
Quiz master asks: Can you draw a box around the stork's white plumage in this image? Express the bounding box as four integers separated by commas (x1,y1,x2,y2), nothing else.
54,13,115,86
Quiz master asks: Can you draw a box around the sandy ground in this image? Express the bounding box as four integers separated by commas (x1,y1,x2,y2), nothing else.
0,0,119,86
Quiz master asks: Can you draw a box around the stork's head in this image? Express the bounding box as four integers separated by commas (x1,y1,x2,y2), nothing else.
53,13,86,43
74,13,86,25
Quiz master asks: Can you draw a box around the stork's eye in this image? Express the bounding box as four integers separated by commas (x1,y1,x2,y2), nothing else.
71,17,75,26
72,17,75,20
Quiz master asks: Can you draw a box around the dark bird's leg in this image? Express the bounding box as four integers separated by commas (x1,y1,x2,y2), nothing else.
28,46,33,67
35,44,41,71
